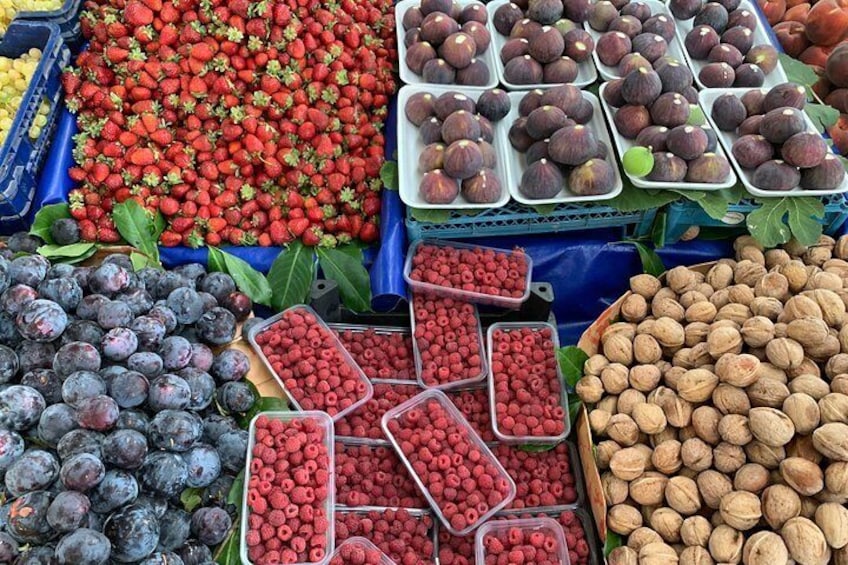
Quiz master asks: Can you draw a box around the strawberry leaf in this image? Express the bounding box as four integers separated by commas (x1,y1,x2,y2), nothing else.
30,203,71,243
557,346,589,388
36,243,97,264
112,200,162,268
379,160,398,190
208,247,272,306
267,241,315,311
317,247,371,313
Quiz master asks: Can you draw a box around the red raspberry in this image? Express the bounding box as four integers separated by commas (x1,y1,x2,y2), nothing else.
447,387,495,442
335,383,422,440
335,510,436,564
335,327,416,381
493,443,578,509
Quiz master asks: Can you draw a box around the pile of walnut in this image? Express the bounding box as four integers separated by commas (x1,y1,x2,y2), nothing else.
575,235,848,565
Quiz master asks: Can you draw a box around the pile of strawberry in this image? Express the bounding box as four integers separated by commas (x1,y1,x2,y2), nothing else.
62,0,396,247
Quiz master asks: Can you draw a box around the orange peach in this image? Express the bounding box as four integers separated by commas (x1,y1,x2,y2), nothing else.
805,0,848,46
800,44,834,67
784,3,810,22
826,88,848,112
759,0,787,24
774,21,811,57
827,114,848,154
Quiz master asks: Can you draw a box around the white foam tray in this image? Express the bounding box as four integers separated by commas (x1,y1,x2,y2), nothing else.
667,0,788,89
486,0,598,90
397,84,512,209
396,0,499,89
585,0,688,81
598,81,738,190
504,90,623,204
700,87,848,197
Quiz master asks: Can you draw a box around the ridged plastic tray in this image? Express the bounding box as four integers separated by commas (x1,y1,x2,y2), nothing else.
14,0,83,47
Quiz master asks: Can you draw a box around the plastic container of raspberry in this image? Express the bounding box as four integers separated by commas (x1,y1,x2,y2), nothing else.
328,323,417,383
246,305,374,423
241,410,336,565
495,508,600,565
403,239,534,309
331,536,398,565
490,441,586,510
475,516,571,565
486,321,570,445
381,388,517,536
409,293,489,391
335,507,439,565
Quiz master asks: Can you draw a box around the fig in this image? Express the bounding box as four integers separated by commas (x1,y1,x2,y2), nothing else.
504,55,544,84
636,125,670,151
510,18,543,40
632,33,669,62
419,143,447,171
622,1,652,22
666,125,709,160
670,0,705,20
595,140,611,160
740,90,765,116
734,63,764,87
501,38,531,63
618,53,653,75
681,86,699,104
760,107,806,144
438,32,477,68
519,89,546,116
461,169,502,203
519,159,565,199
405,92,436,126
711,93,747,131
441,110,481,144
543,57,579,83
746,45,779,75
699,62,735,87
526,105,570,139
421,0,453,16
738,115,764,136
459,3,488,25
509,117,536,151
648,152,688,181
564,0,591,23
589,0,619,31
420,169,459,203
474,114,494,142
456,58,491,85
406,42,437,75
800,154,846,189
597,31,632,66
420,117,444,144
476,89,511,122
762,83,807,112
603,79,626,107
781,132,828,168
651,92,691,127
826,43,848,88
564,29,595,62
614,105,652,139
721,26,754,55
732,134,774,169
529,26,566,63
708,43,744,67
656,61,694,93
571,98,595,123
643,15,676,42
694,2,730,33
685,25,721,59
443,140,484,179
685,152,731,182
716,0,741,11
450,2,462,20
528,0,564,24
702,126,718,152
494,3,524,35
609,15,643,38
541,84,583,114
549,124,598,165
526,139,551,163
404,7,424,30
422,58,456,83
478,141,497,169
420,12,460,45
752,160,801,191
728,8,757,29
554,17,579,37
569,159,617,195
622,67,662,106
405,28,422,47
435,92,476,119
461,22,491,54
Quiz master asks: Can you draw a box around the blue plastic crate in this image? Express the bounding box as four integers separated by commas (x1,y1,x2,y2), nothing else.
663,194,848,244
14,0,83,49
0,21,69,233
405,201,657,240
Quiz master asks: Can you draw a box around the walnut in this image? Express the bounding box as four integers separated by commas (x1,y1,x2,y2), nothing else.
744,441,785,470
607,413,640,446
757,361,788,382
714,353,760,387
677,369,719,403
781,517,831,565
814,502,848,550
808,271,843,291
664,366,687,390
596,440,621,469
712,384,750,415
718,414,752,446
781,393,821,435
835,235,848,260
681,438,713,472
684,322,710,347
584,354,609,376
706,326,743,359
787,434,823,465
708,524,744,563
808,335,842,362
706,263,734,290
810,288,846,327
679,546,712,565
610,446,646,481
633,334,662,365
800,494,820,519
740,316,775,348
761,484,802,529
754,272,789,299
719,490,762,530
781,260,810,292
685,301,717,324
629,364,661,392
788,374,831,400
692,406,722,445
728,284,755,306
697,469,733,510
733,463,769,493
618,389,647,417
774,321,788,337
639,542,680,565
652,440,683,475
608,546,638,565
665,476,701,516
576,375,604,403
826,462,848,496
604,333,634,365
630,472,668,506
746,375,790,408
813,423,848,461
709,289,730,309
779,457,824,497
749,407,796,447
650,507,684,543
765,337,805,369
826,353,848,379
680,290,707,309
680,515,711,547
713,442,746,474
786,317,830,349
742,531,789,565
632,403,667,435
628,527,664,551
653,317,686,348
631,274,663,299
603,322,637,343
766,248,792,268
589,409,611,436
621,293,649,323
832,375,848,395
688,343,712,367
598,395,619,414
668,266,698,294
651,427,678,447
749,296,783,320
738,245,766,264
608,503,644,535
734,260,767,286
819,393,848,424
781,295,823,322
601,472,629,507
805,245,833,267
601,363,631,394
653,297,686,321
715,303,752,326
664,395,694,429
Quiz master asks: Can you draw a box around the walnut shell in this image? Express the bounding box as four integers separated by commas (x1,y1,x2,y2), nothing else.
740,316,775,348
607,413,640,447
755,272,789,299
707,326,743,359
596,440,621,469
708,524,744,563
598,396,619,414
630,363,661,391
737,243,765,263
809,270,843,291
603,322,637,343
650,507,684,543
697,470,733,510
814,502,848,550
715,303,752,326
787,317,831,349
813,423,848,461
631,274,663,299
781,517,831,565
633,403,668,435
628,527,664,551
706,263,734,290
728,284,756,306
832,375,848,396
680,515,712,547
602,472,629,506
666,476,701,516
819,393,848,424
630,472,669,506
781,295,823,322
733,463,769,493
826,353,848,379
742,531,789,565
653,317,686,348
718,414,752,446
639,542,680,565
747,377,790,409
684,322,710,348
713,442,746,474
608,503,644,535
762,484,802,529
766,248,792,268
734,260,767,286
605,333,634,365
608,546,638,565
589,408,612,435
668,266,698,294
788,374,831,400
719,490,762,530
826,462,848,496
757,361,789,382
679,545,713,565
782,393,821,435
712,384,751,415
610,446,647,481
622,293,649,322
680,290,708,309
749,407,796,447
618,389,647,417
744,441,785,470
710,289,730,309
780,457,824,496
677,369,719,403
681,438,713,472
781,260,810,292
686,302,717,324
652,440,683,475
787,434,823,465
576,375,604,403
584,354,610,376
602,363,631,394
692,406,722,445
713,353,760,388
634,334,663,365
765,338,805,369
810,288,846,327
750,296,783,320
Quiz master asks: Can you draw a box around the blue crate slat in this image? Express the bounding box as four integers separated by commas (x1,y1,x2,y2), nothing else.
405,200,657,240
0,20,69,233
13,0,84,48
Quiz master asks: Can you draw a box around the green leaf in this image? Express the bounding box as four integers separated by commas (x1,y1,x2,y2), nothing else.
214,526,241,565
336,243,364,262
30,203,71,243
531,203,558,215
671,184,745,221
616,241,665,276
379,160,399,190
519,443,558,452
130,251,153,271
604,532,623,558
208,247,273,306
652,210,667,248
180,487,203,512
747,197,825,248
267,242,315,311
228,470,245,506
317,247,371,312
786,197,826,246
237,396,289,429
779,54,818,87
568,396,582,428
112,200,162,268
805,104,840,133
36,243,96,264
557,346,590,388
607,183,680,212
410,208,451,223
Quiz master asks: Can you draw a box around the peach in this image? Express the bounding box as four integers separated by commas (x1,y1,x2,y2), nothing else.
827,114,848,154
786,0,807,8
813,76,833,101
826,88,848,112
805,0,848,46
774,21,810,57
799,44,833,68
783,3,810,22
826,42,848,86
758,0,787,24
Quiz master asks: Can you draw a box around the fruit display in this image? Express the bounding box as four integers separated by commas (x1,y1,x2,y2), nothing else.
400,87,511,208
330,536,395,565
334,382,422,439
399,0,495,87
448,386,496,441
63,0,396,248
506,85,621,202
243,412,333,565
249,306,373,419
0,237,258,564
489,0,598,87
600,66,735,187
703,83,847,194
585,0,687,80
336,508,437,564
334,327,415,381
669,0,784,87
0,48,44,147
493,442,581,508
334,440,429,507
476,517,570,565
576,234,848,565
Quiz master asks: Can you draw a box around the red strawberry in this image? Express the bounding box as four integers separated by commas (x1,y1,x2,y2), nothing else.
288,217,309,237
124,2,154,26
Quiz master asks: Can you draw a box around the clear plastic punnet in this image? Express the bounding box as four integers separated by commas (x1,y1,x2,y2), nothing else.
475,516,571,565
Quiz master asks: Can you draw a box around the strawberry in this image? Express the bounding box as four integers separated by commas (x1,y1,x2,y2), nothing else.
124,2,154,26
302,226,322,246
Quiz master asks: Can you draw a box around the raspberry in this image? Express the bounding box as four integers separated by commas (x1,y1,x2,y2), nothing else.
480,518,566,565
447,387,495,442
335,383,422,439
493,443,578,509
335,327,416,381
336,510,435,564
335,443,427,507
